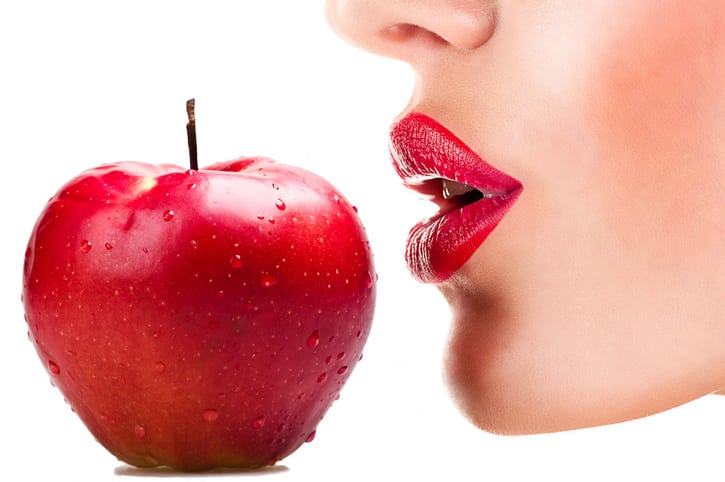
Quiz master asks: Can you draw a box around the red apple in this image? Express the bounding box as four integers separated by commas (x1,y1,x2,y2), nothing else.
22,153,376,470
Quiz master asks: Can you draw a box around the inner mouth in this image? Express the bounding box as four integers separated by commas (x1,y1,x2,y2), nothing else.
441,178,479,200
408,178,485,218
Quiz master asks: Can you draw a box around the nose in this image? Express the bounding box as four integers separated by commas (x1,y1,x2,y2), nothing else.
325,0,497,61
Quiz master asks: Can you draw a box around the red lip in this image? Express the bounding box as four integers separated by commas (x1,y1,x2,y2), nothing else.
389,112,523,283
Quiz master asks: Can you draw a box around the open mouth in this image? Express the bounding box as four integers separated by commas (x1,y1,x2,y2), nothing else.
408,177,486,219
389,113,523,283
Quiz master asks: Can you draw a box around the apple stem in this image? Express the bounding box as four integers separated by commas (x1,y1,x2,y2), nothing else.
186,98,198,170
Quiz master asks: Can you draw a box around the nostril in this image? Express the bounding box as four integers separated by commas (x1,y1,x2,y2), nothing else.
381,23,448,47
382,11,497,52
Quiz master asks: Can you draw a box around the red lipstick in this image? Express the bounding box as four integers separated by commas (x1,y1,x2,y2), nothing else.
389,112,523,283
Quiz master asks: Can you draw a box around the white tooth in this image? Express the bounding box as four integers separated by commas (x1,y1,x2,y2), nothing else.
442,179,475,199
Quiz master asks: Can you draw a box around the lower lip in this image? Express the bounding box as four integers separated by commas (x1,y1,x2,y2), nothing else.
406,187,522,284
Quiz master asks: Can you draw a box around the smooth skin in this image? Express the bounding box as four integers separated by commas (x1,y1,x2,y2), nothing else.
326,0,725,434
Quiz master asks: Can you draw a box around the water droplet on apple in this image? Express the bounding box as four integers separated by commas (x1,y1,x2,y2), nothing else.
268,217,276,225
337,366,348,375
230,254,243,269
352,205,359,213
305,430,316,443
190,240,199,250
337,352,346,360
275,199,286,210
257,214,265,220
154,362,166,374
48,360,60,375
208,320,221,330
202,409,219,422
162,210,175,222
306,330,320,348
325,355,332,365
317,373,328,383
260,274,278,288
277,423,286,433
105,242,113,250
134,424,146,438
271,182,280,190
252,416,265,429
80,240,92,253
365,272,374,289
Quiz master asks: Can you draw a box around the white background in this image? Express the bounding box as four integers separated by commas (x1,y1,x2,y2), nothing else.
2,1,724,480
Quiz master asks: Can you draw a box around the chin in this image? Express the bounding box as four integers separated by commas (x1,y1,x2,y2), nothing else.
442,310,542,435
441,299,722,436
442,326,605,436
439,285,539,435
439,280,680,435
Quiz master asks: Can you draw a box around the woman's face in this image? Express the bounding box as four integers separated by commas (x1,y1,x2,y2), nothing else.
326,0,725,433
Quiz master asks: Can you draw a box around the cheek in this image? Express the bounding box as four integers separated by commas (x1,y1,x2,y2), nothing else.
584,3,717,174
581,1,723,252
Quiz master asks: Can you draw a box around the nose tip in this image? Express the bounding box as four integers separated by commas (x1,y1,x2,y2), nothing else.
326,0,497,59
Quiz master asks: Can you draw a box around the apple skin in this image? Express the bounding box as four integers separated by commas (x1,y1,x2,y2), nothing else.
22,157,376,471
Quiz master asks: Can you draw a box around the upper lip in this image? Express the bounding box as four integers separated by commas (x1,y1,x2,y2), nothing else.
389,112,522,218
